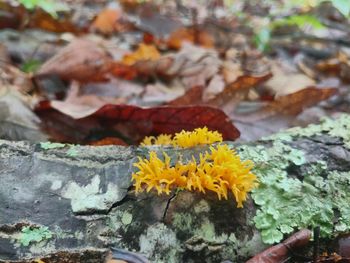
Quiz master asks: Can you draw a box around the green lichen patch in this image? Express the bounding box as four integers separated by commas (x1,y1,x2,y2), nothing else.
139,223,181,263
40,142,66,150
265,114,350,148
67,146,79,157
239,138,350,244
19,226,53,246
121,212,133,225
61,175,123,213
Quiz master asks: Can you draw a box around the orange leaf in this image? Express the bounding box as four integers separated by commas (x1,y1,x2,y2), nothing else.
167,27,214,50
90,8,121,34
89,137,128,146
122,43,160,66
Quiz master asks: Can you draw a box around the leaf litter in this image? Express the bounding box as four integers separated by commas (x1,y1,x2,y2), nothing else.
2,0,350,261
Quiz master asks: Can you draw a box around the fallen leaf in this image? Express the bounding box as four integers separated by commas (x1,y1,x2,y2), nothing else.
0,87,47,142
90,8,121,34
35,102,240,144
207,74,272,108
50,81,126,119
111,63,138,80
36,38,114,82
26,8,78,33
142,82,185,105
167,86,204,106
265,62,316,98
167,27,214,49
90,137,128,146
167,43,221,88
241,87,337,121
122,43,160,66
203,74,225,101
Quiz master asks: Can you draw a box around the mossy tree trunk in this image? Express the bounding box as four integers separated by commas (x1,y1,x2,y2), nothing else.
1,115,350,263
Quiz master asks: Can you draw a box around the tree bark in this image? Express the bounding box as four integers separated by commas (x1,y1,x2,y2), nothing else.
1,115,350,263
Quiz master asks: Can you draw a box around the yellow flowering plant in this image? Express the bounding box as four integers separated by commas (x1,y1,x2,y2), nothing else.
133,128,258,208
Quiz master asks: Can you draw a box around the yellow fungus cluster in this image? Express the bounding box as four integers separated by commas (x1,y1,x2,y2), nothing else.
132,144,258,208
141,127,223,148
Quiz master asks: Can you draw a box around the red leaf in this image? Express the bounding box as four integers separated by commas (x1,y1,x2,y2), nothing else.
35,102,240,144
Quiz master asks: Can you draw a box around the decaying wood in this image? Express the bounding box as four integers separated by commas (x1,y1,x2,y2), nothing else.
1,116,350,263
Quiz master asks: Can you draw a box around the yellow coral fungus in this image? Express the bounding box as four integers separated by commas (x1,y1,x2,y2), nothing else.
132,144,258,208
140,127,223,148
140,134,173,146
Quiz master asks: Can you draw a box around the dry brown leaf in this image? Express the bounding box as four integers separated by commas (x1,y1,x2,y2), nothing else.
243,87,337,121
207,74,272,108
142,82,184,105
51,82,125,119
167,86,204,106
265,62,315,98
28,9,78,33
167,43,221,88
37,38,114,82
122,43,160,66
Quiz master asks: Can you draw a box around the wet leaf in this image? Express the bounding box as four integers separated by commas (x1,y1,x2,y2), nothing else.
35,102,240,144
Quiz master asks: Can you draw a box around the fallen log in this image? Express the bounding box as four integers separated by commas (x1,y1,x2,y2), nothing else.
1,114,350,263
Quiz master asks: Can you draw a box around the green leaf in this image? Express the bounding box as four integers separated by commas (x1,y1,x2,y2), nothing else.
18,0,69,18
254,27,271,52
21,59,42,73
272,15,325,30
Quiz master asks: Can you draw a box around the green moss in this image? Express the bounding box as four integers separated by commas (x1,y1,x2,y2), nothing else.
19,226,53,246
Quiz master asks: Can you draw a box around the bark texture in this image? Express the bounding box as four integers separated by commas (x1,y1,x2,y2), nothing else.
1,115,350,263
